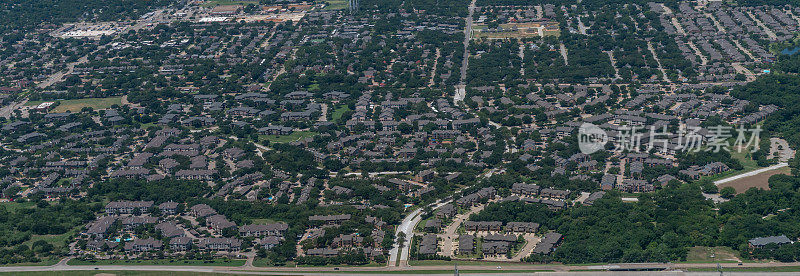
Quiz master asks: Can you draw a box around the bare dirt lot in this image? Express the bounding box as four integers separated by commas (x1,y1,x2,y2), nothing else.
718,166,792,194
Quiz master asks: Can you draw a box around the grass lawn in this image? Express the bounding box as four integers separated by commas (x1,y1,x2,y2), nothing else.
415,218,433,232
252,258,294,267
699,143,766,183
331,105,351,123
296,262,384,268
323,0,349,10
730,145,760,172
26,97,122,113
684,246,741,263
260,131,317,144
614,191,646,198
24,230,76,249
0,258,60,267
67,258,246,267
140,122,156,130
700,169,743,183
0,201,36,212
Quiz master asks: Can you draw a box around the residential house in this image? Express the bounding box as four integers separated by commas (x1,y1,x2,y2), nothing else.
749,235,793,249
238,223,289,237
105,201,154,215
124,238,163,252
199,238,242,251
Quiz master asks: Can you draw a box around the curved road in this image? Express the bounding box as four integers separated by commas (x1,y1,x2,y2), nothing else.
388,198,455,267
388,207,422,267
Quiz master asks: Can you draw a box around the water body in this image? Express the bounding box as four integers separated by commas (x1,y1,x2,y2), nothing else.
781,46,800,55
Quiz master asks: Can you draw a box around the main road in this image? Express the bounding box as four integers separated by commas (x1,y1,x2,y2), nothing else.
387,166,505,266
388,207,422,267
388,197,456,267
3,258,800,275
389,4,496,264
454,0,478,105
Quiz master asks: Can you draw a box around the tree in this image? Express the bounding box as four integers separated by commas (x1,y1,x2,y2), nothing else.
720,187,736,199
699,179,718,194
397,232,406,247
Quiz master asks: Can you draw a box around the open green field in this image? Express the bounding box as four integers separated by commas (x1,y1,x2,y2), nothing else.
252,258,290,267
730,145,760,172
139,122,156,130
23,227,79,250
260,131,317,144
331,105,351,123
0,201,36,212
323,0,348,10
684,246,741,263
26,97,122,113
700,143,768,183
67,259,246,267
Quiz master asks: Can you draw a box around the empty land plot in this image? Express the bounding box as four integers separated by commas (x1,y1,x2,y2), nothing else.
261,131,318,144
331,105,351,122
718,166,791,194
27,97,123,113
324,0,348,10
686,246,741,263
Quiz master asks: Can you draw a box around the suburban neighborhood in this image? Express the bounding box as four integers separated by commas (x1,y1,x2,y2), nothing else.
1,0,800,274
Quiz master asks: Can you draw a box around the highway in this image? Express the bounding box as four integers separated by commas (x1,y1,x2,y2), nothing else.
2,258,800,275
